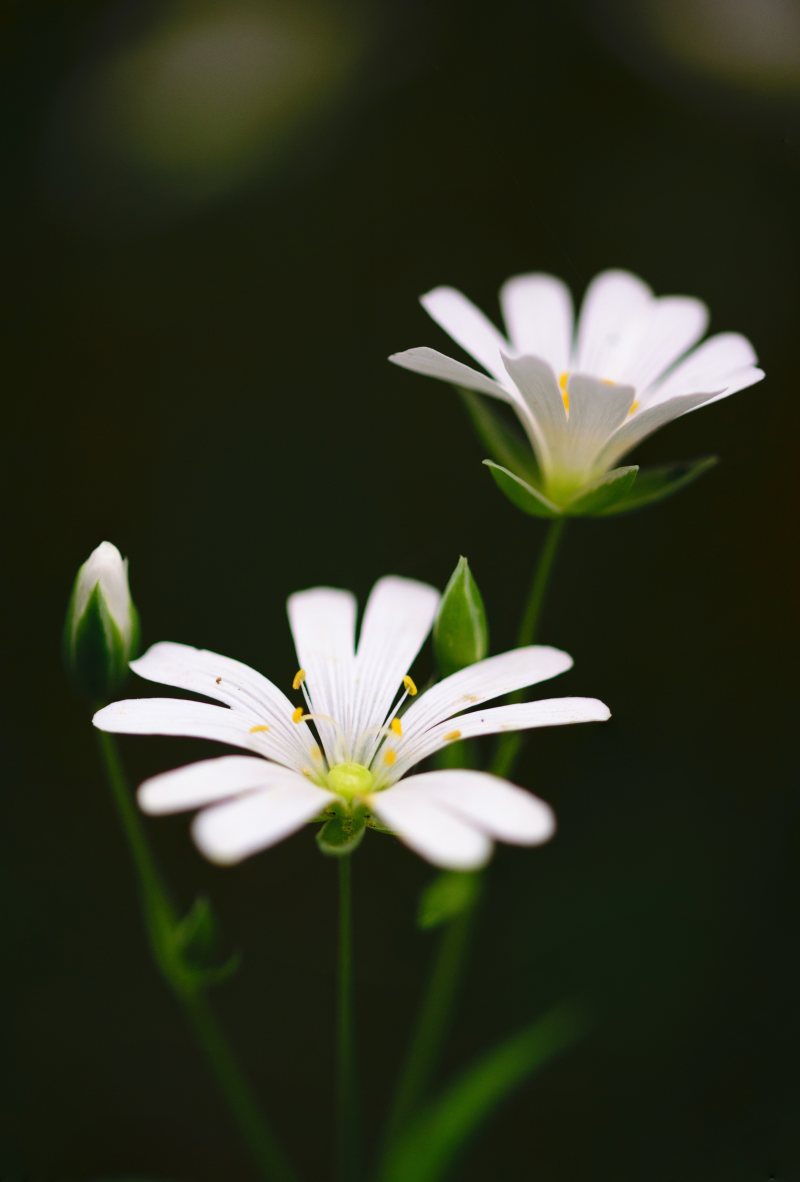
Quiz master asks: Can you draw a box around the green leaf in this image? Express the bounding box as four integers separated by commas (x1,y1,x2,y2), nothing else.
172,896,240,988
379,1003,585,1182
65,583,127,700
564,465,639,516
317,807,367,857
483,461,561,518
433,557,489,679
459,389,538,482
595,456,718,515
418,871,481,931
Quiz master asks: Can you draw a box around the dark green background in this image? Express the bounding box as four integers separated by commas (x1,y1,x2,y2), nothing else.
4,1,799,1179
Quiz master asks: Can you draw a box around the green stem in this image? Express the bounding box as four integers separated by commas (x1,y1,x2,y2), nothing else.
95,729,297,1182
381,910,471,1153
380,519,567,1161
337,855,358,1182
492,518,566,778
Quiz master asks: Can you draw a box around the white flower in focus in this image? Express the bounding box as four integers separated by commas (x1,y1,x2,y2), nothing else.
390,269,764,505
93,577,609,870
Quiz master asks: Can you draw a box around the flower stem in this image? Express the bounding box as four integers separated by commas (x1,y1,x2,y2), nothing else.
492,517,566,779
95,729,297,1182
337,855,358,1182
380,518,568,1161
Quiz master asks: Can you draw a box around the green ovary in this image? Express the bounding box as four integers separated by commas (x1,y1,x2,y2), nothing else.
326,761,374,799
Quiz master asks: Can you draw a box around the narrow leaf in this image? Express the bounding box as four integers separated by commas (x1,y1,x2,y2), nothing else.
434,557,489,679
418,871,481,931
597,456,718,515
459,389,538,481
483,461,561,518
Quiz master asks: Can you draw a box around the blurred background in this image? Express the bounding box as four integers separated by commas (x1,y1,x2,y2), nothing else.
3,0,799,1178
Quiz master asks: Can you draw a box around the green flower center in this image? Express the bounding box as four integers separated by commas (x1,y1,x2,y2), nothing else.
326,761,374,799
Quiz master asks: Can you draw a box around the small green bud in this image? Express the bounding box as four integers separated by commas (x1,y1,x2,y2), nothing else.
64,541,140,701
433,556,488,678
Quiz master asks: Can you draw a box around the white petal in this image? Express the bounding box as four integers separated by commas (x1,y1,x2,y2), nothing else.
690,365,764,407
138,755,273,815
562,374,636,477
192,777,331,865
501,354,567,475
651,332,760,400
350,576,440,757
93,697,309,768
420,287,510,381
390,697,610,777
574,269,653,376
400,770,555,845
398,645,574,741
389,347,511,401
617,296,708,391
370,786,491,870
593,389,724,472
128,642,313,767
499,273,574,375
287,587,356,759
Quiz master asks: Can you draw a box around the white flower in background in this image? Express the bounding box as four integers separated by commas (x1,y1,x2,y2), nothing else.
64,541,140,698
93,577,609,870
390,269,764,503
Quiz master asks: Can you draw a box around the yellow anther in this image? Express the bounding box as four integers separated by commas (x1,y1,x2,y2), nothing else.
292,668,306,690
628,400,639,415
390,718,403,737
311,744,323,762
444,730,462,742
249,724,270,734
292,706,305,724
384,749,397,766
601,378,615,387
559,370,569,412
403,675,418,696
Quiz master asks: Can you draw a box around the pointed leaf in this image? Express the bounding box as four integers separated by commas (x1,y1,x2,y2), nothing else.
483,461,561,518
418,871,481,931
596,456,718,515
459,389,538,482
433,557,489,679
564,465,638,516
378,1003,585,1182
173,896,241,988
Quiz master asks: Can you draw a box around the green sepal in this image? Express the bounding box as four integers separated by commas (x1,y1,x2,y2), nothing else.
64,583,127,700
418,871,482,931
433,556,489,679
172,896,240,988
483,461,561,518
595,456,718,515
317,804,367,857
563,465,639,516
459,389,539,482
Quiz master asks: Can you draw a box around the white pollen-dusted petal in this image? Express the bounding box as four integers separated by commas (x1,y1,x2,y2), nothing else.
350,576,440,758
499,273,574,375
594,389,724,472
192,777,331,865
398,646,574,741
391,697,610,777
138,755,273,815
420,287,510,381
400,770,556,845
574,270,653,376
388,348,512,401
287,587,356,759
563,374,636,477
616,296,708,392
651,332,760,401
501,354,567,475
93,697,292,761
370,787,492,870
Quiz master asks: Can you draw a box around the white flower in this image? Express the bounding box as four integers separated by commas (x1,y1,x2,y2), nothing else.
65,541,139,698
93,576,609,870
389,269,764,503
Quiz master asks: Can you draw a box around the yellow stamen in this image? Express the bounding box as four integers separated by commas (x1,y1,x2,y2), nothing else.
384,749,397,766
559,370,569,412
403,675,418,696
248,724,270,734
629,400,639,415
444,729,462,742
390,718,403,737
292,706,305,724
292,668,306,690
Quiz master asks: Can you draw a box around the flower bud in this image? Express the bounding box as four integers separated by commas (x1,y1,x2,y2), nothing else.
64,541,140,701
433,556,488,679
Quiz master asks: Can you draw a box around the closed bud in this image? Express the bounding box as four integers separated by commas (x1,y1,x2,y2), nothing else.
64,541,140,701
433,556,488,678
